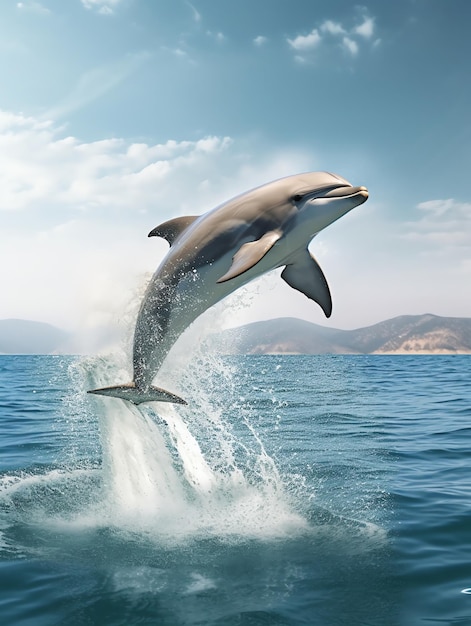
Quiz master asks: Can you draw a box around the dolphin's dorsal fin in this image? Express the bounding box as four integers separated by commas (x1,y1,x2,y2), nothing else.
148,216,199,245
281,250,332,317
217,229,283,283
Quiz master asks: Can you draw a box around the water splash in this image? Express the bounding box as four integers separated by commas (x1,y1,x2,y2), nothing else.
77,333,308,541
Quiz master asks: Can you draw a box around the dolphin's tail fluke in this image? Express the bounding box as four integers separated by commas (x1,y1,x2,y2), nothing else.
87,383,187,406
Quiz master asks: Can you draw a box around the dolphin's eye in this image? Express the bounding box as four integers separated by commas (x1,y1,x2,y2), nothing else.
293,194,303,202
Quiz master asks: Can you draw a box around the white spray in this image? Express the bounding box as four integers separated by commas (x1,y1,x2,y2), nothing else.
78,288,308,540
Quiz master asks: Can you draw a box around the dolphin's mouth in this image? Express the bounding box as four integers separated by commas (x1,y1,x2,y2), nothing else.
322,185,368,199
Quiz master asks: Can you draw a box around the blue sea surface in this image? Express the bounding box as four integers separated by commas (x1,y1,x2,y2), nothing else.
0,353,471,625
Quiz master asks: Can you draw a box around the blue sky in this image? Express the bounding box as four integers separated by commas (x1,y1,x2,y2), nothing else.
1,0,470,346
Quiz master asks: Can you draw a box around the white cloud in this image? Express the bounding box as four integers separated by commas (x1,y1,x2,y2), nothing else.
172,48,187,58
0,109,317,337
287,11,377,62
342,37,359,56
354,16,375,39
206,30,225,42
405,199,471,248
0,111,235,214
160,45,197,65
388,199,471,321
81,0,122,14
321,20,345,36
253,35,268,47
287,29,321,51
16,1,50,14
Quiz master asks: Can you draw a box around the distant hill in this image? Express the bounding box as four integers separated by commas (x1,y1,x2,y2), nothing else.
1,314,470,355
0,319,69,354
212,314,471,355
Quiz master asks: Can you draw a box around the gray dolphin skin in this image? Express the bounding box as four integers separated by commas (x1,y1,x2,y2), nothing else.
88,171,368,405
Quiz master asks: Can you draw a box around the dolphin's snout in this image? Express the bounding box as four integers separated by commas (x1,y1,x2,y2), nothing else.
358,186,369,199
323,185,368,199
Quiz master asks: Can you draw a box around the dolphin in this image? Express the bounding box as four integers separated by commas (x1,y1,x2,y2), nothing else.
88,171,368,405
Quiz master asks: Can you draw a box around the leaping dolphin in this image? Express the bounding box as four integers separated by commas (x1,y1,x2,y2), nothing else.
88,171,368,405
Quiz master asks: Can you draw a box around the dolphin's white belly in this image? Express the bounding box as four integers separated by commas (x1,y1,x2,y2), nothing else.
135,237,298,387
175,234,297,315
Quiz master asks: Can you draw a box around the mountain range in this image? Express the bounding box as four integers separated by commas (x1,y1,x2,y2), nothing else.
1,314,471,355
210,314,471,355
0,319,70,354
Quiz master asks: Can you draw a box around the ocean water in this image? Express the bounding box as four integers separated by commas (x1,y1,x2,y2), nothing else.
0,350,470,625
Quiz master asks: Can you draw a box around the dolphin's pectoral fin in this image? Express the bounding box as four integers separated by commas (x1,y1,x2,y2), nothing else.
148,216,199,246
281,250,332,317
88,383,187,405
217,230,283,283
